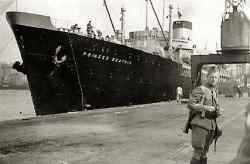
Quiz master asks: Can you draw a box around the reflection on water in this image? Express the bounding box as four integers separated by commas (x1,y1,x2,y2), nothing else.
0,90,35,121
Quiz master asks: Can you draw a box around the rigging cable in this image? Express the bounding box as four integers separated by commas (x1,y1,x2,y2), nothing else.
103,0,116,35
148,0,168,43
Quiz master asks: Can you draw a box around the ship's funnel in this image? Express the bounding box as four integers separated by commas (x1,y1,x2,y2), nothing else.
221,2,250,53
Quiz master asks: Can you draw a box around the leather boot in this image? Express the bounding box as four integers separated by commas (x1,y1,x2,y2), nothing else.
201,157,207,164
190,157,201,164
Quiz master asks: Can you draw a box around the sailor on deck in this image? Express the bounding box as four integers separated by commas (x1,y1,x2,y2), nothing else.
87,21,94,37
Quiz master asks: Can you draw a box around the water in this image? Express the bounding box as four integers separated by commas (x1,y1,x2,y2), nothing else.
0,90,35,121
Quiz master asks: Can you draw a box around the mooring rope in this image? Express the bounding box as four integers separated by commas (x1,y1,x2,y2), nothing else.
67,33,86,111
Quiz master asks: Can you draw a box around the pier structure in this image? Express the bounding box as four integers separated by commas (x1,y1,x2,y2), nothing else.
0,97,248,164
192,0,250,88
191,52,250,87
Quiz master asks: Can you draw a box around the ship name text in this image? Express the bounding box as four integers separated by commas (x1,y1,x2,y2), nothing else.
82,51,132,65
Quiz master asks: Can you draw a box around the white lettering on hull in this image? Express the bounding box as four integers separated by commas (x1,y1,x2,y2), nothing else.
82,51,132,65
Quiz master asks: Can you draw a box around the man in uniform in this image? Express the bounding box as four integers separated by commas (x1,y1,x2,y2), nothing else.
187,66,222,164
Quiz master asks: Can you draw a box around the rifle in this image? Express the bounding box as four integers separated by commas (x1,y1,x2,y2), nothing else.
183,95,205,134
213,100,222,152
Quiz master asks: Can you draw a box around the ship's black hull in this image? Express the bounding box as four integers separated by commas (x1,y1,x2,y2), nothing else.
7,12,192,115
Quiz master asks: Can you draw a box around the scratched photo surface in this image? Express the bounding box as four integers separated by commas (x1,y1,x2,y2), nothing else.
0,0,249,164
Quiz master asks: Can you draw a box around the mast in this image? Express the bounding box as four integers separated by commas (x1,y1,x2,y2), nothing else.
16,0,18,11
120,6,126,44
162,0,165,30
224,0,228,14
177,5,182,19
148,0,168,43
145,0,149,30
168,4,173,51
103,0,116,35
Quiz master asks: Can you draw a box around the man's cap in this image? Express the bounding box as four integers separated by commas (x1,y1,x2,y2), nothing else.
207,66,219,76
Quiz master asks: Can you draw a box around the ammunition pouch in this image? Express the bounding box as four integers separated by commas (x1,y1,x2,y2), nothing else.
203,111,218,119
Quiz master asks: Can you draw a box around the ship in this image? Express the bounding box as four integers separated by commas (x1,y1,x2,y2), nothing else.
6,1,195,115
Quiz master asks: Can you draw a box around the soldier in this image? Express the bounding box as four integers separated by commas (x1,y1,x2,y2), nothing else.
187,66,222,164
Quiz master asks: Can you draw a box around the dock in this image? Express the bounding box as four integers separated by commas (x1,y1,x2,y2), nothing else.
0,97,248,164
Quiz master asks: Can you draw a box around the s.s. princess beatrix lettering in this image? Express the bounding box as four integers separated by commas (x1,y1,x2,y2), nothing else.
82,51,132,65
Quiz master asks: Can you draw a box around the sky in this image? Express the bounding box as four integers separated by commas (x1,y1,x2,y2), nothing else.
0,0,242,63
